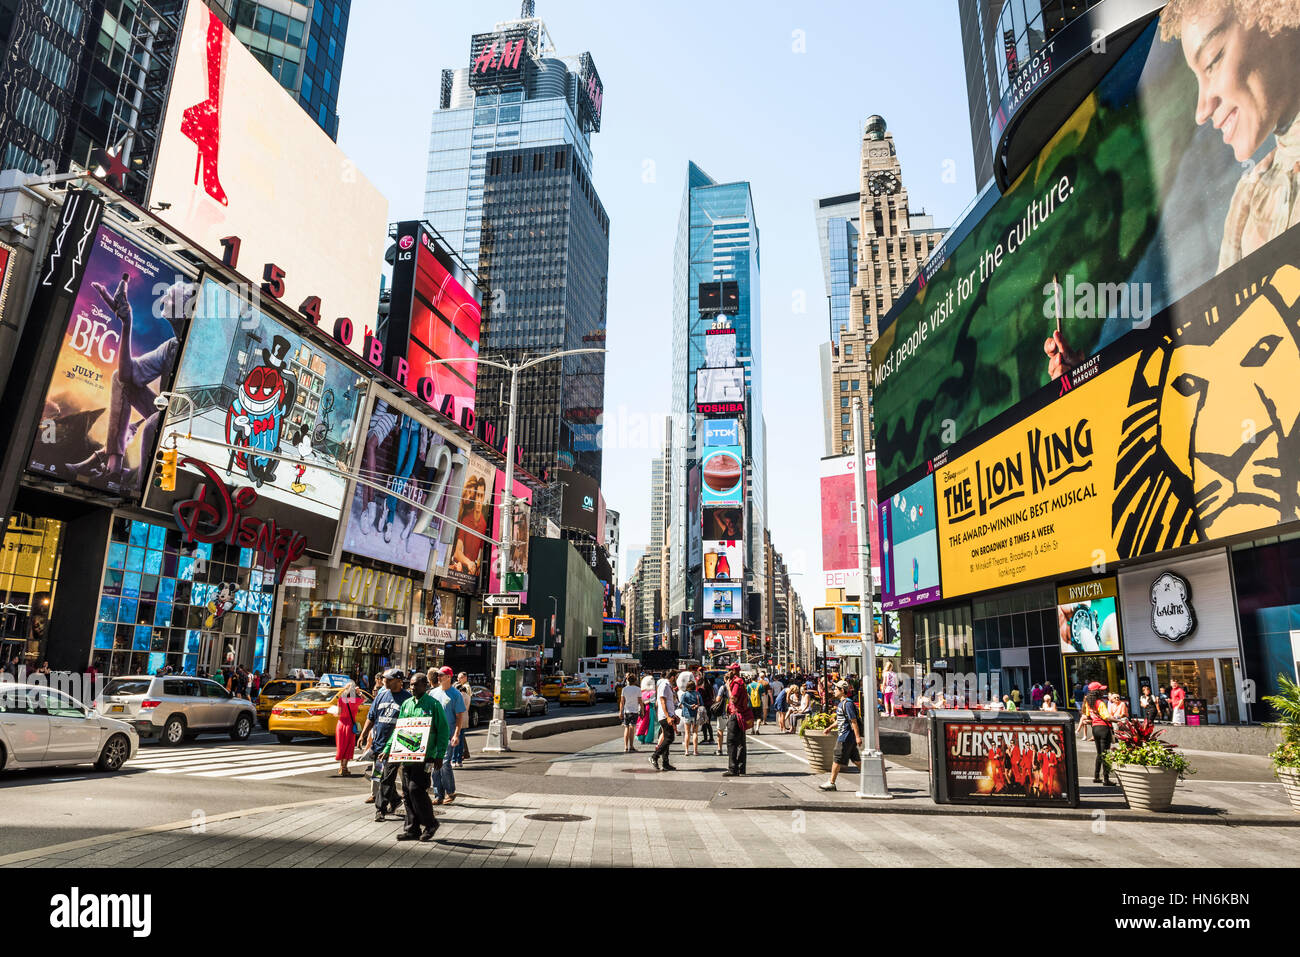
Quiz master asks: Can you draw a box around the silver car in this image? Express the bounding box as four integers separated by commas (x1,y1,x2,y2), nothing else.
0,684,138,772
95,675,256,745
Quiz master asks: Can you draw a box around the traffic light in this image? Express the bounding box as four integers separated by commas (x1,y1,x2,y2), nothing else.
153,447,178,491
494,614,536,641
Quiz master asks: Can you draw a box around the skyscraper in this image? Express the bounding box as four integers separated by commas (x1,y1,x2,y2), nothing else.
423,5,604,272
671,162,767,651
814,191,860,346
475,141,609,484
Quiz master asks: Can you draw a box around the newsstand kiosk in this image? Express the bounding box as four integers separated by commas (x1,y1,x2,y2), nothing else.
929,710,1080,808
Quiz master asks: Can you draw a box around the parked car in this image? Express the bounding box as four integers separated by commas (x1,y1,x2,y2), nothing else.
95,675,256,745
268,686,371,744
1,684,137,772
538,675,567,700
255,677,319,727
558,679,596,707
466,685,493,728
507,686,548,718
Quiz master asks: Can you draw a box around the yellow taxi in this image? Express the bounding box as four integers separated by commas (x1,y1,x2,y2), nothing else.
538,674,567,700
255,677,318,727
268,685,372,744
557,678,596,707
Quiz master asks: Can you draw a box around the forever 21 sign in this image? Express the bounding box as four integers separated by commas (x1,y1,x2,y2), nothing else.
215,236,524,468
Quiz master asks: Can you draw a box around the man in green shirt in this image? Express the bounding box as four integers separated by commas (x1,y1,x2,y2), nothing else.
383,672,449,842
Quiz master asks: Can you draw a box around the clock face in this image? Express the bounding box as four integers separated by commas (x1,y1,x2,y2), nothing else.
868,171,900,196
1070,606,1098,650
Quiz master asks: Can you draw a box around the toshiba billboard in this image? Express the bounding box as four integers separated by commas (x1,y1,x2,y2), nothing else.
148,1,388,355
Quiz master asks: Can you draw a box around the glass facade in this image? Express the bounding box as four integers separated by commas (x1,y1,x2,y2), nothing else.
475,144,609,483
0,513,64,669
671,162,767,630
424,67,594,270
1233,537,1300,721
826,217,859,344
971,585,1063,700
92,516,276,678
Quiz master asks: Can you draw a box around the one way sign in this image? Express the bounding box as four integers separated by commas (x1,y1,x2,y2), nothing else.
483,594,521,608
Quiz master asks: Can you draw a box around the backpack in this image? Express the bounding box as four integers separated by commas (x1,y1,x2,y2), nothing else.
748,683,762,708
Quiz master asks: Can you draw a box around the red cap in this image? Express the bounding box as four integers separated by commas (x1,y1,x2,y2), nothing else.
1087,681,1106,691
438,666,454,676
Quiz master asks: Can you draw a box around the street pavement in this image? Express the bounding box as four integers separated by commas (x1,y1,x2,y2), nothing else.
3,719,1297,867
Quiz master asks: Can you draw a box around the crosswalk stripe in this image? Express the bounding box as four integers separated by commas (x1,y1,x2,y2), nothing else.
130,749,279,767
238,759,349,781
134,754,282,772
190,754,350,777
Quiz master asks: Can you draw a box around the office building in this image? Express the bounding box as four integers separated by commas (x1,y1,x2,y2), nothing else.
423,4,604,271
814,191,860,347
671,162,768,650
474,141,609,484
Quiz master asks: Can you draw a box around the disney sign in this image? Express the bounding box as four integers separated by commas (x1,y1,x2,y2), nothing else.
172,457,308,583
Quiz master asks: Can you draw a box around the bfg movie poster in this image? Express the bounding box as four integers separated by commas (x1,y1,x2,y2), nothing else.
29,226,193,497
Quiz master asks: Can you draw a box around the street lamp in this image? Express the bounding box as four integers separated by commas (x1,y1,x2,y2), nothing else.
422,347,605,752
852,395,890,799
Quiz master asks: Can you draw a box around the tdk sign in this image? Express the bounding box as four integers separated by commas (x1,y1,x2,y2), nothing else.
704,419,739,446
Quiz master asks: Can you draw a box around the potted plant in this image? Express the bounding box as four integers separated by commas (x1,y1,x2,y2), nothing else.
799,712,836,772
1104,720,1195,811
1262,674,1300,814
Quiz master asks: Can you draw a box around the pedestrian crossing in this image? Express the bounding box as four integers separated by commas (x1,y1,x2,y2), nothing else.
128,746,350,781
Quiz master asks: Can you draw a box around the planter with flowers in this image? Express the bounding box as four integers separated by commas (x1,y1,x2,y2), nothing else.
1104,720,1195,811
799,712,836,772
1262,674,1300,814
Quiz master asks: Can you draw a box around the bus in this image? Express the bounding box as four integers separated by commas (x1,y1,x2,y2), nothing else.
578,655,637,701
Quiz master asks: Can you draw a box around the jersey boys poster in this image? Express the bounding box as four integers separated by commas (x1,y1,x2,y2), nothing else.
942,721,1070,804
29,226,192,497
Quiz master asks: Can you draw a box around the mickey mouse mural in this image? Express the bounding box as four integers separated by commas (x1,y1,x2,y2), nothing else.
1150,571,1196,643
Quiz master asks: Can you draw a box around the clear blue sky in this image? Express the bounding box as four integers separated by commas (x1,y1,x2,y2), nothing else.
334,0,980,617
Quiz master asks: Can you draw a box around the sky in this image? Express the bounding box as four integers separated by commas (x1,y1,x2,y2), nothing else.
334,0,981,618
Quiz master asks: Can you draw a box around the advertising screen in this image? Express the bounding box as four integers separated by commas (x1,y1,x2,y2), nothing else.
702,506,743,541
29,225,192,497
441,453,495,591
148,3,388,356
488,470,532,596
702,540,743,583
879,473,942,611
386,223,481,423
702,418,740,447
468,28,530,90
705,327,738,367
702,583,742,621
340,391,465,574
704,628,742,653
1056,578,1121,654
557,468,602,536
696,366,744,405
820,454,880,592
145,277,367,544
700,446,743,507
939,720,1072,804
869,16,1300,488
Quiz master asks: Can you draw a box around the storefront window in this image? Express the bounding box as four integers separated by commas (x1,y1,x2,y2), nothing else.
972,586,1061,701
0,514,63,669
1146,660,1220,726
91,517,275,678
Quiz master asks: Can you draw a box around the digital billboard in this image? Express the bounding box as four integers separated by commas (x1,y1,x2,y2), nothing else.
148,3,388,356
705,327,738,367
702,418,740,447
703,506,742,541
704,628,742,653
29,225,192,498
702,583,742,621
869,15,1300,489
144,277,367,545
442,452,495,591
340,390,465,574
701,446,743,507
1056,578,1121,654
577,51,603,132
702,540,743,583
557,468,602,537
384,222,481,424
488,469,532,596
820,454,880,593
879,473,942,611
468,28,530,90
696,366,744,405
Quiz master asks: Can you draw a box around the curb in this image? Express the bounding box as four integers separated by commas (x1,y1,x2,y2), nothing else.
512,713,621,740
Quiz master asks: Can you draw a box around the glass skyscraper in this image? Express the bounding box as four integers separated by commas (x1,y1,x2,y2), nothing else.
814,191,860,346
670,162,767,642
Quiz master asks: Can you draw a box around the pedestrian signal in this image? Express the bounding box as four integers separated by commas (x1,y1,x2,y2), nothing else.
153,447,178,491
494,614,535,640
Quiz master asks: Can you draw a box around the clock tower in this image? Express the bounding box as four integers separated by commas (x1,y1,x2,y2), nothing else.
828,115,945,456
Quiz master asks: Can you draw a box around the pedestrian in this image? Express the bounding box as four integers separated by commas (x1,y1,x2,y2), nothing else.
384,672,448,842
620,673,641,752
774,680,789,732
1139,684,1158,723
1041,693,1058,712
359,668,409,820
1030,683,1044,710
1043,681,1056,707
759,671,774,724
1170,678,1187,725
1108,691,1131,733
747,673,765,734
430,666,466,805
882,661,898,716
651,668,678,771
697,667,715,745
819,680,863,791
452,673,473,766
1010,686,1022,709
334,680,362,777
1157,685,1172,722
250,670,262,701
680,677,701,756
636,675,658,746
1001,693,1017,711
722,662,752,777
1084,681,1114,786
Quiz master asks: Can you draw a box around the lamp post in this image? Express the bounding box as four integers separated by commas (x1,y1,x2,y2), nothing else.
852,395,890,798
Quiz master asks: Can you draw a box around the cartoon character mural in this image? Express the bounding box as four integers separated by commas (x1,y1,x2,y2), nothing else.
204,582,237,630
225,335,297,487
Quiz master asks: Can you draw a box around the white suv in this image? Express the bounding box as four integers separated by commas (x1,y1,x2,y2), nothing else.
95,675,256,745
